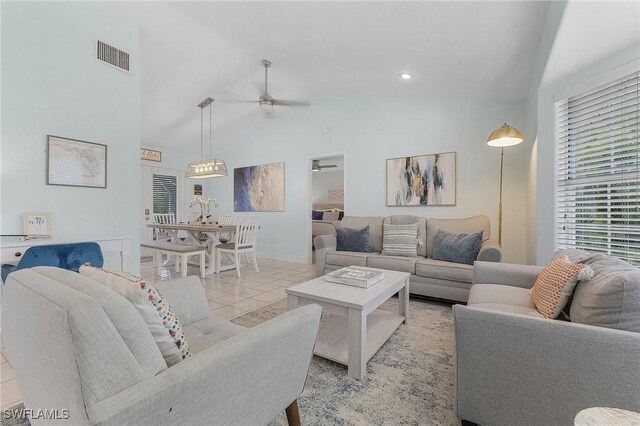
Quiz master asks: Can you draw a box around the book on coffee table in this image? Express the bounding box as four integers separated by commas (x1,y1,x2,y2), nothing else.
324,266,385,288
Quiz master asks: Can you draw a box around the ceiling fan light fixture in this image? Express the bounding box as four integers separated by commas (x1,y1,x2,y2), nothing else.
259,99,274,112
312,160,321,172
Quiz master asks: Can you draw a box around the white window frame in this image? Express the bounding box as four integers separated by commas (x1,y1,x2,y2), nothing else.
554,60,640,265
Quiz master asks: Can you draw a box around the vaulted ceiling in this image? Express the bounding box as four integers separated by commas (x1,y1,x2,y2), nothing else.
107,1,551,151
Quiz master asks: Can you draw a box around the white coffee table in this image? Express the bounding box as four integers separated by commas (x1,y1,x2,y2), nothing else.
286,268,410,380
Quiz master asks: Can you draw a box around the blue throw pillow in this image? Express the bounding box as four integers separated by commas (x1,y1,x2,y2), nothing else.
312,210,324,220
432,230,483,265
336,226,374,253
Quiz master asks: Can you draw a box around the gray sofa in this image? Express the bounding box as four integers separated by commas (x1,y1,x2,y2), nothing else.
315,215,501,302
454,251,640,426
2,267,321,425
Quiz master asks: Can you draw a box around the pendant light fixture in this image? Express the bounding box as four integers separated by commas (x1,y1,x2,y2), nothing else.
186,97,227,179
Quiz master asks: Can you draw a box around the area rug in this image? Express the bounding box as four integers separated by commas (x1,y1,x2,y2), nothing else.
2,298,459,426
232,297,459,425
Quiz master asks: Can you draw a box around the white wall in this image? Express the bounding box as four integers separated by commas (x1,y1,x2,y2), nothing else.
526,0,640,265
1,2,141,272
535,44,640,264
209,98,528,263
523,1,567,265
312,171,344,206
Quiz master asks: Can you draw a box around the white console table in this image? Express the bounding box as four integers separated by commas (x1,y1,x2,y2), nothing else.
0,235,131,272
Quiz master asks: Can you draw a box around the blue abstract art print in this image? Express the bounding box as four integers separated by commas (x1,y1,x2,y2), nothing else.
234,162,285,212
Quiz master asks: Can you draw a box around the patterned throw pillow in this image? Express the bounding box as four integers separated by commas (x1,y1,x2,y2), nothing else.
79,264,191,366
530,255,594,319
382,223,419,257
322,211,340,221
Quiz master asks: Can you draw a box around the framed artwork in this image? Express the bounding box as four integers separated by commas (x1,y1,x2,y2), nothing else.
328,187,344,201
193,184,203,195
234,162,285,212
386,152,456,206
141,148,162,162
23,212,52,236
47,135,107,188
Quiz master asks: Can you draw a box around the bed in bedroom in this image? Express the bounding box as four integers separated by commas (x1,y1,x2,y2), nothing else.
311,203,343,243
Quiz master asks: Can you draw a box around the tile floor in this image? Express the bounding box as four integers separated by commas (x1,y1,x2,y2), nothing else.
0,257,316,409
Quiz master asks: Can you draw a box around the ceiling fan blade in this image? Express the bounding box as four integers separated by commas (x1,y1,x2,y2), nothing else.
319,164,338,169
273,99,311,107
220,99,259,104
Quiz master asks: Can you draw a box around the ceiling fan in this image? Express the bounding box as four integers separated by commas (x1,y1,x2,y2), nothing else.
254,59,310,110
312,160,338,172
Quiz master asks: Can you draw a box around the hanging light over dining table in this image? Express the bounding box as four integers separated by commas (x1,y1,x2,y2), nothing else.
186,97,228,179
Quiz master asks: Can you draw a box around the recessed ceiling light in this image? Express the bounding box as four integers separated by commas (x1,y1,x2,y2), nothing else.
399,73,414,80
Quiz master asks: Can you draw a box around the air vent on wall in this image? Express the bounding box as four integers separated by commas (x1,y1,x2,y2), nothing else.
96,40,130,72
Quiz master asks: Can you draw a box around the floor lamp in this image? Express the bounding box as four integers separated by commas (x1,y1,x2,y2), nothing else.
487,123,524,245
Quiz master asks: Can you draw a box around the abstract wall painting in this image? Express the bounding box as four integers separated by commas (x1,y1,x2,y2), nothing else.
386,152,456,206
234,162,285,212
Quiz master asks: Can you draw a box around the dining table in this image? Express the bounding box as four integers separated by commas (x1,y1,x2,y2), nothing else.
146,223,236,275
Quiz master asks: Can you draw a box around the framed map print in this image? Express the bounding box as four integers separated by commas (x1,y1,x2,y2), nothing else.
47,135,107,188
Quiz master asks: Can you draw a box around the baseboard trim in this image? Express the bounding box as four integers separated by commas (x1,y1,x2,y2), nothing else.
142,252,310,265
256,251,310,264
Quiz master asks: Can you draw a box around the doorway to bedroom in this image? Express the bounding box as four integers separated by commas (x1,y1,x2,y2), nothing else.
309,154,345,264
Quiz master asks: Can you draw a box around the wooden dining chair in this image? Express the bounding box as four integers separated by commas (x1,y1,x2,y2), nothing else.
215,216,260,278
217,214,237,244
152,213,177,269
217,214,237,226
153,213,176,242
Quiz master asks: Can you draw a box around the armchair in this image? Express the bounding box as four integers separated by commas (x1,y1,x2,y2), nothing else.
454,261,640,425
1,242,103,283
2,267,321,425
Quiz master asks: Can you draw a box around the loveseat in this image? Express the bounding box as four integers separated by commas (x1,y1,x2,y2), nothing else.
315,215,501,302
2,267,322,425
454,249,640,426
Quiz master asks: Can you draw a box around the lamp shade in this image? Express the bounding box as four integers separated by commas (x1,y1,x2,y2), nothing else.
186,159,228,179
487,123,524,147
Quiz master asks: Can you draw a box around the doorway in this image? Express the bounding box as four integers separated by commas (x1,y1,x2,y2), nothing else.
140,165,186,258
308,154,346,264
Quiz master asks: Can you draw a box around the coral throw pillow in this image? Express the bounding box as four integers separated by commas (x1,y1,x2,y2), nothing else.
530,255,594,319
80,264,191,366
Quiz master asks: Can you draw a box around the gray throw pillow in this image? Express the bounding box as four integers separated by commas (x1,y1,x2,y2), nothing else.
336,226,374,253
432,230,483,265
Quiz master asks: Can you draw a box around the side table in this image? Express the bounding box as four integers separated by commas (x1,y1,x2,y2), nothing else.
574,407,640,425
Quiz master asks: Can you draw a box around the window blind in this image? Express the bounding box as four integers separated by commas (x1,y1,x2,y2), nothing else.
556,69,640,265
153,174,177,216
